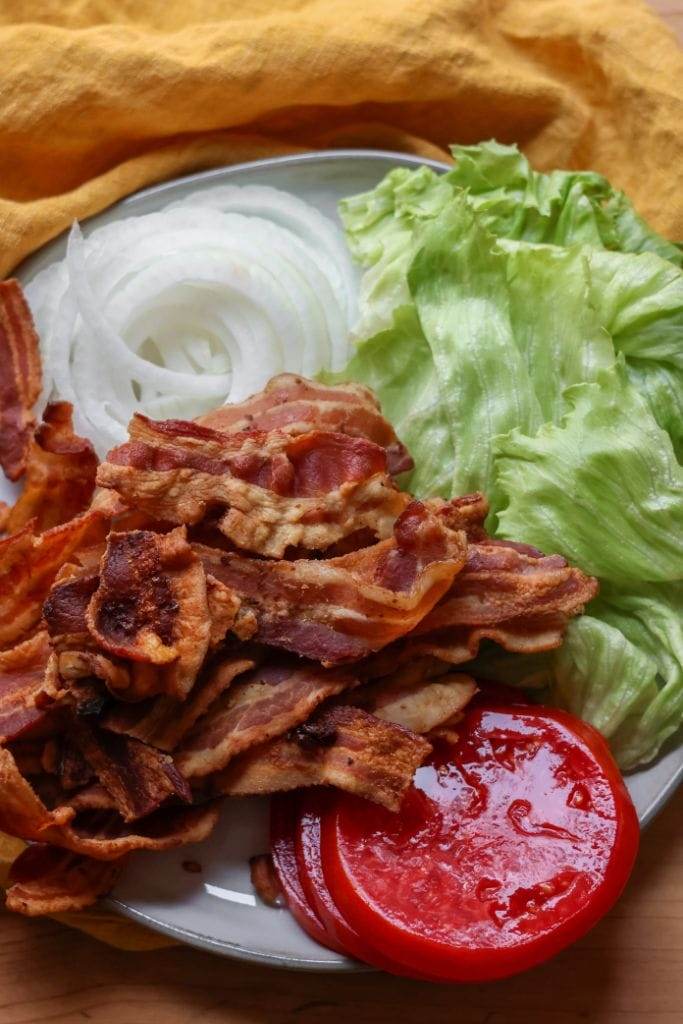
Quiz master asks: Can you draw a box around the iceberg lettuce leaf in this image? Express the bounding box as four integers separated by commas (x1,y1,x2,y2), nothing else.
495,365,683,583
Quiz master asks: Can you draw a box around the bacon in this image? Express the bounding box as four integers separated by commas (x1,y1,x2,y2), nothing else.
0,402,98,535
0,510,103,651
0,279,41,482
408,616,570,664
249,853,282,907
198,373,414,477
97,415,408,558
102,654,257,752
69,719,191,822
0,632,55,744
197,500,468,666
6,844,124,916
86,527,210,701
176,658,358,778
348,671,477,735
0,746,220,860
413,541,598,636
43,571,98,638
213,705,431,812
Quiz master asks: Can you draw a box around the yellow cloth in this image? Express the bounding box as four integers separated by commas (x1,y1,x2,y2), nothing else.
1,0,681,950
0,0,682,278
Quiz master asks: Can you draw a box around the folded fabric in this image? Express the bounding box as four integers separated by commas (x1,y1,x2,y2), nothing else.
0,0,681,278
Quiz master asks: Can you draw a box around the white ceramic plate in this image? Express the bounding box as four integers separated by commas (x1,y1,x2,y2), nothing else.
9,150,683,970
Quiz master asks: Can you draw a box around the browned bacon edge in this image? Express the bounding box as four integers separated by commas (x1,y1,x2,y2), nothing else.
6,845,125,916
197,373,414,477
1,402,98,535
211,704,433,812
0,279,42,482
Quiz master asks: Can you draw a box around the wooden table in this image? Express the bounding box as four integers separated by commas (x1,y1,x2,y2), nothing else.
2,3,682,1021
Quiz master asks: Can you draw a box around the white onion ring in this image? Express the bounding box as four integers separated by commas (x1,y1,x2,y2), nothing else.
26,186,355,456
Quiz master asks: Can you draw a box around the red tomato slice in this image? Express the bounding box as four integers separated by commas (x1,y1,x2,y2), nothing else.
295,789,444,981
321,705,639,982
269,793,344,954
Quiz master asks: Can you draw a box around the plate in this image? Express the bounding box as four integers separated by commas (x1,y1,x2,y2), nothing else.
9,150,683,971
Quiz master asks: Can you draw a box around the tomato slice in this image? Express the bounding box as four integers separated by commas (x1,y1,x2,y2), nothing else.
295,789,444,980
320,706,639,982
269,793,344,954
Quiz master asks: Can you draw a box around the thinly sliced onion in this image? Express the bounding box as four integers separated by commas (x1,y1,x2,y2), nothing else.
170,184,359,321
25,185,356,455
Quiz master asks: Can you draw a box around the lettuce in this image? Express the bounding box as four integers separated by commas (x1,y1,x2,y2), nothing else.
334,143,683,767
495,365,683,583
446,141,683,265
554,583,683,769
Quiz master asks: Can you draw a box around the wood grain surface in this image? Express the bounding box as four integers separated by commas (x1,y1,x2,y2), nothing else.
1,3,681,1023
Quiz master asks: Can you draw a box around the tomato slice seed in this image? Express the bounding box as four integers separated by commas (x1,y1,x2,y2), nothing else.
320,706,639,982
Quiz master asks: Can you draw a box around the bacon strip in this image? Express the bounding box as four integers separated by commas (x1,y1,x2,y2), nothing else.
102,654,257,752
413,541,598,635
0,510,103,651
0,746,220,860
6,844,124,916
97,415,408,558
0,402,98,535
86,527,210,701
348,671,477,735
249,853,282,907
69,719,191,822
212,705,432,812
0,632,54,744
408,616,570,664
176,658,358,778
0,279,41,481
198,500,468,666
198,373,414,477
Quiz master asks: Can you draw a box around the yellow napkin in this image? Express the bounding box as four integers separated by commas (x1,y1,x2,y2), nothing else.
0,0,682,278
1,0,681,950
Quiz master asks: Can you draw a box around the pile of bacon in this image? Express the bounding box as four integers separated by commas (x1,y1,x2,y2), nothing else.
0,278,598,917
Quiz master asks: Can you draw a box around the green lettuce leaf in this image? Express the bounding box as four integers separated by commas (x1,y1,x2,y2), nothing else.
408,199,542,505
495,365,683,583
554,584,683,769
447,140,683,265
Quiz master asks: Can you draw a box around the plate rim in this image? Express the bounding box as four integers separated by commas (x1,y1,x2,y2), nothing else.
15,147,683,971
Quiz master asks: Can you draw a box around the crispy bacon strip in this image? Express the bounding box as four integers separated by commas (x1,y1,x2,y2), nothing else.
0,632,54,744
0,279,41,481
0,510,103,651
97,415,408,558
69,719,191,822
413,541,598,635
176,658,358,779
212,705,431,812
408,616,570,664
86,527,210,701
102,654,257,752
198,500,468,666
0,746,220,860
198,373,414,477
6,844,124,916
348,671,477,735
0,402,98,535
